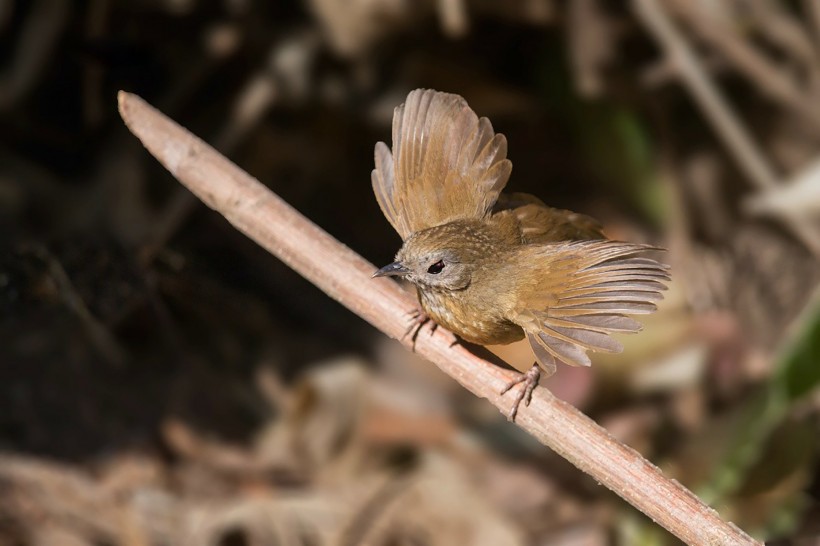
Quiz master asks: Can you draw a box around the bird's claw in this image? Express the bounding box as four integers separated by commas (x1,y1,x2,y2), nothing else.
499,364,541,421
402,308,436,350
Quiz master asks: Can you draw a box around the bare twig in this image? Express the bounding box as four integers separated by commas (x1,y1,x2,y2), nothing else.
567,0,615,98
118,90,761,546
0,454,147,545
437,0,470,37
633,0,820,256
634,0,775,189
746,0,817,69
27,244,127,367
0,0,69,109
745,157,820,219
803,0,820,54
665,0,820,129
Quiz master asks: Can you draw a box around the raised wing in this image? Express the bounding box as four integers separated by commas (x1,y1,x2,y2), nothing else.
372,89,512,240
510,241,669,369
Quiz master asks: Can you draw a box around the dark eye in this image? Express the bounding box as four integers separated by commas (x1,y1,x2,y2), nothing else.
427,260,446,274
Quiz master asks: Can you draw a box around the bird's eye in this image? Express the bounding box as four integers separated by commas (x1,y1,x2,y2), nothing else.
427,260,446,274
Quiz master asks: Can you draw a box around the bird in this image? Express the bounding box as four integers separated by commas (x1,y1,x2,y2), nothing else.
370,89,669,420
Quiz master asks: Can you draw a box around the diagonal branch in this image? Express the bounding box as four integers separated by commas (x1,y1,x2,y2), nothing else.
118,90,760,546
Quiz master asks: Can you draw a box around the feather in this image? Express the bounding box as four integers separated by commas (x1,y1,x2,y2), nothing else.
492,193,606,243
511,241,668,368
527,334,558,375
371,89,512,240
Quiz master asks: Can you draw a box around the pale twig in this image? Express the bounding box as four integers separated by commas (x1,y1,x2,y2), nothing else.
745,157,820,219
567,0,615,98
633,0,820,256
803,0,820,53
118,90,761,546
665,0,820,129
437,0,469,37
634,0,775,190
745,0,817,69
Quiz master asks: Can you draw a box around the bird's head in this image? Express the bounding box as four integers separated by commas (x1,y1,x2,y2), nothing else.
373,222,486,291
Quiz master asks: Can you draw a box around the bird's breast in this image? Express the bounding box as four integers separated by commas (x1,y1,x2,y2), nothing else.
417,287,524,346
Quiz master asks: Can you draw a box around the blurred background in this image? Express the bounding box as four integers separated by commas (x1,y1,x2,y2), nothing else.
2,1,820,544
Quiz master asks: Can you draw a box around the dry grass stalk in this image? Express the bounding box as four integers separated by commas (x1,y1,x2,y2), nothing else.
118,90,761,546
633,0,820,257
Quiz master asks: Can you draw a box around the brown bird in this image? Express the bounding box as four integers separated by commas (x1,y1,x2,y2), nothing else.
371,89,669,420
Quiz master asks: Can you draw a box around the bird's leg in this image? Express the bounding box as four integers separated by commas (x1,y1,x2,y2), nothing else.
402,307,437,350
499,364,541,421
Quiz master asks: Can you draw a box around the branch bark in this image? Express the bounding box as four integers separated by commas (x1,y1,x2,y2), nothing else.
118,90,761,546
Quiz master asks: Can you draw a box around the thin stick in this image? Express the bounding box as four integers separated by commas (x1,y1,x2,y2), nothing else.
635,0,776,190
666,0,820,129
803,0,820,55
118,91,760,546
633,0,820,256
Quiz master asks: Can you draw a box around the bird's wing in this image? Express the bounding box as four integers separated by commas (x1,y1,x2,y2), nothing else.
372,89,512,240
492,192,606,243
509,241,669,369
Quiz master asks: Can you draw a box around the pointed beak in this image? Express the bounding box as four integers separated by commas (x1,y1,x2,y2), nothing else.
372,261,410,278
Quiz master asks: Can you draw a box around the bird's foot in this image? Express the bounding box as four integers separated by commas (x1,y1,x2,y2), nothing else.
402,308,437,350
499,364,541,422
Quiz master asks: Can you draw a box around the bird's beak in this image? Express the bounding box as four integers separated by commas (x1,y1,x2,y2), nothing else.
372,261,410,278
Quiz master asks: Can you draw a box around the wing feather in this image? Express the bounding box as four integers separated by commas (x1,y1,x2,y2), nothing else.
512,241,668,369
493,193,606,243
372,142,403,235
371,89,512,239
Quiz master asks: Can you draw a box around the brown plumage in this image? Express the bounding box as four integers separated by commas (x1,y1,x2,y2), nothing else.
371,89,669,420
